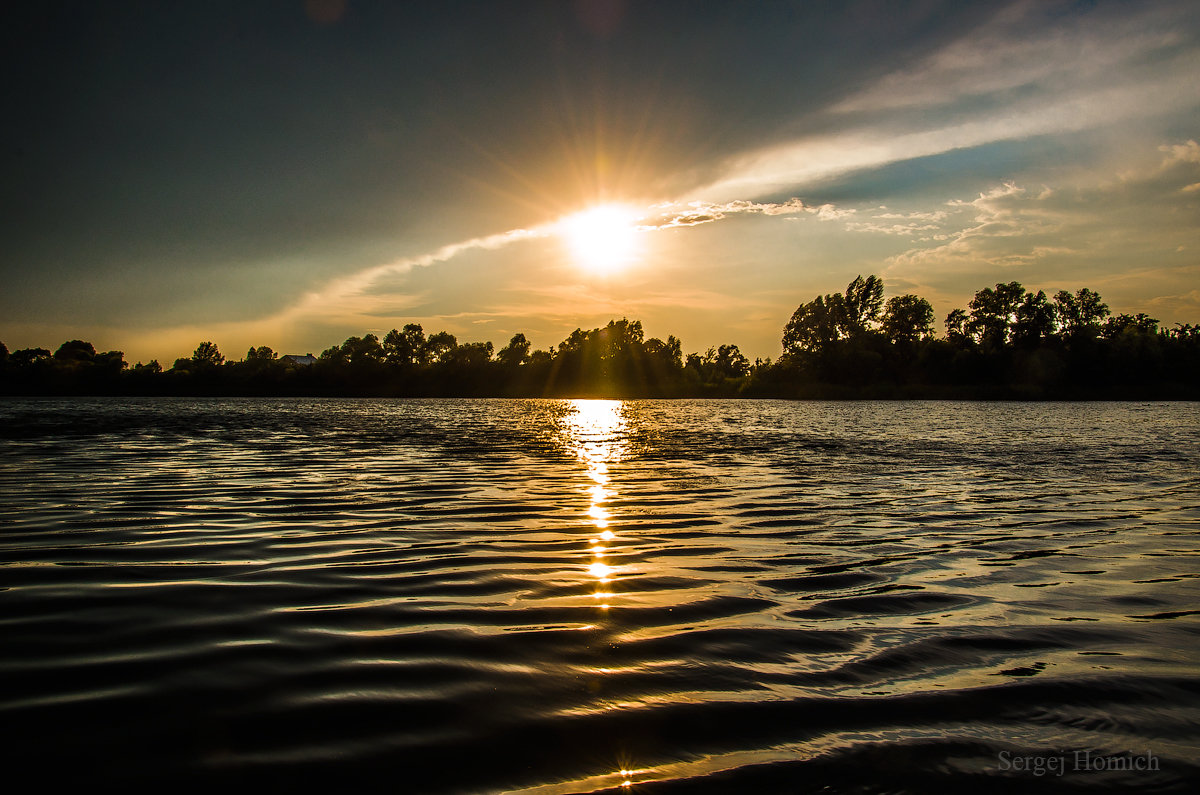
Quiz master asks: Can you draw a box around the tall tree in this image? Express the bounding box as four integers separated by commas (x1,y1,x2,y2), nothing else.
1102,313,1159,338
12,348,51,367
1012,290,1056,344
54,340,96,363
497,333,531,367
945,308,971,343
341,335,384,365
94,350,127,373
191,341,225,367
423,331,458,364
384,324,427,366
1053,288,1110,336
712,344,750,378
644,336,683,369
967,282,1025,348
449,341,494,367
840,275,885,336
881,295,934,344
783,294,841,355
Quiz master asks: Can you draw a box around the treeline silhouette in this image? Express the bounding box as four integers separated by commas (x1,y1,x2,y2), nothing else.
765,276,1200,398
3,277,1198,398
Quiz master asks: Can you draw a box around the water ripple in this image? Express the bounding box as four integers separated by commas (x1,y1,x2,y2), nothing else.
1,398,1198,791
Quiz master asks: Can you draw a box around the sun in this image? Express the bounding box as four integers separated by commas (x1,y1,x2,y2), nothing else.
559,204,642,273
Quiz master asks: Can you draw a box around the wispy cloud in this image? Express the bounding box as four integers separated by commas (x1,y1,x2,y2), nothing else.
96,225,559,361
844,209,950,237
274,226,552,326
831,3,1190,115
223,137,1200,342
880,141,1200,320
689,3,1200,203
271,196,844,325
1163,140,1200,166
636,198,850,229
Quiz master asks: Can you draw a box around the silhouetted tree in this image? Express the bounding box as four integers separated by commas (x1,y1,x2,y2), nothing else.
840,274,885,336
685,344,751,387
644,335,683,369
94,350,127,373
1102,313,1159,338
382,328,405,365
783,294,841,355
423,331,458,364
318,344,343,365
4,286,1197,397
601,319,644,356
191,341,225,367
713,344,750,378
14,348,51,367
783,275,886,357
882,295,934,344
383,324,427,366
54,340,96,363
404,324,428,365
1013,290,1056,345
448,340,493,368
238,346,279,380
945,308,971,343
497,333,531,367
967,282,1025,348
344,334,384,365
1054,288,1110,337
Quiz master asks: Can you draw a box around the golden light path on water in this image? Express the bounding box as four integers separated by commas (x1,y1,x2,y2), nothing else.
560,399,641,790
563,399,625,607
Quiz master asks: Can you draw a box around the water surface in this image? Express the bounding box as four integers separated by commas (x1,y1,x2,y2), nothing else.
2,399,1198,791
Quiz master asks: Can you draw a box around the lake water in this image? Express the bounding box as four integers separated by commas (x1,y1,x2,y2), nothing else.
2,398,1199,792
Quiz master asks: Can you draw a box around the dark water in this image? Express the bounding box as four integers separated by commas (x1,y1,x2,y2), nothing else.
2,398,1199,792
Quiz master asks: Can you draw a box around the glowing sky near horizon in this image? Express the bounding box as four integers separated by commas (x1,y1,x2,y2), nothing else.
2,1,1198,363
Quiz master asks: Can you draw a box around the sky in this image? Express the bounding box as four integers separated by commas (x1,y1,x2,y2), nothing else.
2,0,1198,364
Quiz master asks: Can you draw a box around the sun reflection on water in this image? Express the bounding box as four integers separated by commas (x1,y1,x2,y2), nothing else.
562,399,627,605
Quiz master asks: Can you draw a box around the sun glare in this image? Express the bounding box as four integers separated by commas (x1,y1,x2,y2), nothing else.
559,204,641,273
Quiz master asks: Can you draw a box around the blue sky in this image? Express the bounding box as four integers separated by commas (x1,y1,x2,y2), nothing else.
2,0,1198,362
